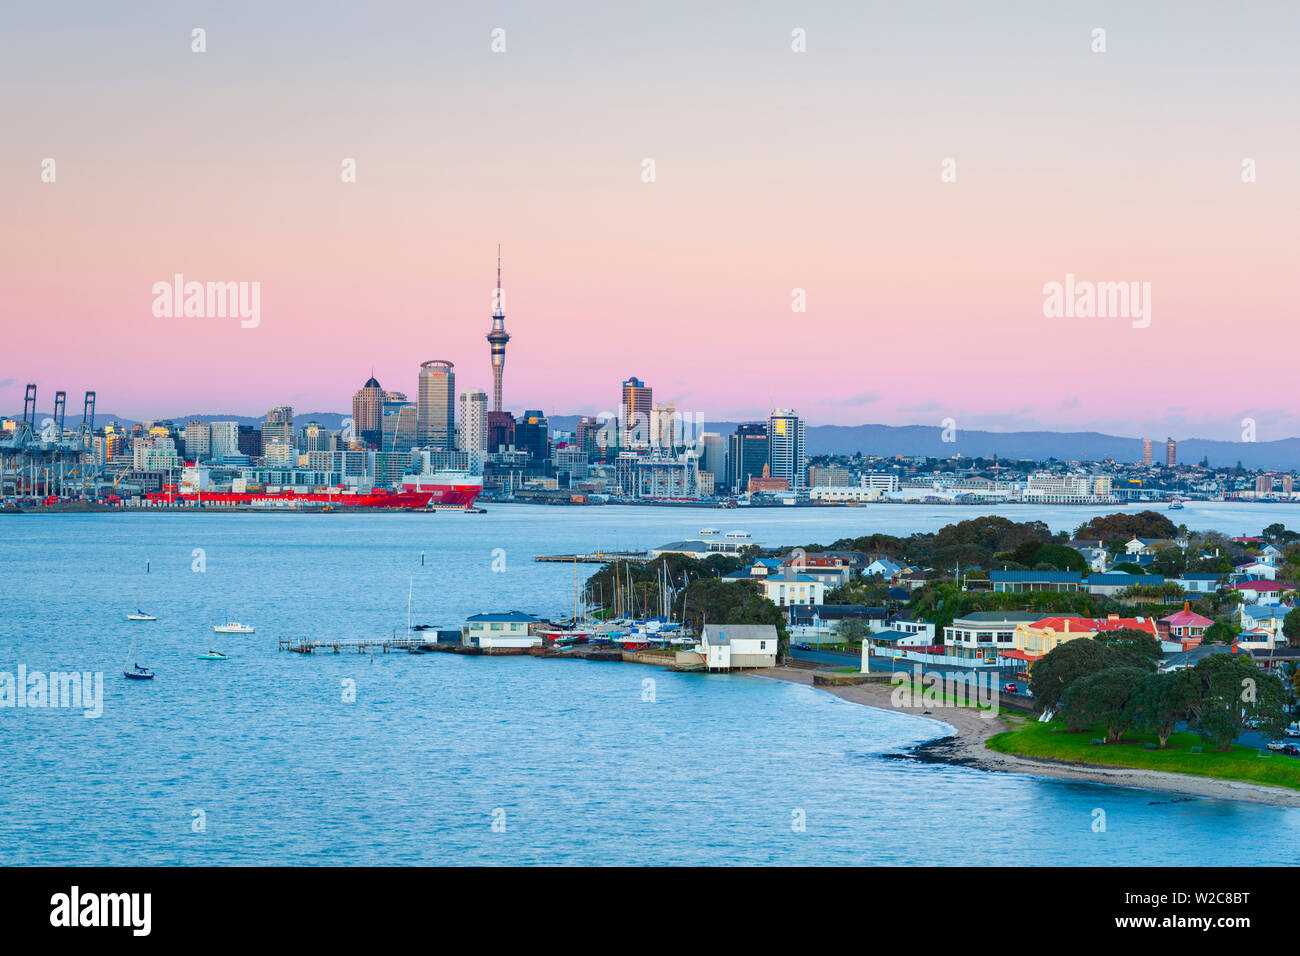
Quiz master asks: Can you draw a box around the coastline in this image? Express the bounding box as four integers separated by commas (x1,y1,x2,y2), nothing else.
753,665,1300,809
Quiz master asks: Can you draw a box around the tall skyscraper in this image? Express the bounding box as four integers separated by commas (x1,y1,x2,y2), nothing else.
457,389,488,454
621,376,652,447
726,423,768,494
768,408,807,491
184,419,210,461
1166,437,1177,467
1141,438,1153,465
418,359,456,449
486,410,515,453
700,432,725,483
352,375,384,447
486,246,511,413
209,421,239,460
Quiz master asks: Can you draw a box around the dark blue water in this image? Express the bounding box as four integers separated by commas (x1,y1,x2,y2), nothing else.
3,506,1299,865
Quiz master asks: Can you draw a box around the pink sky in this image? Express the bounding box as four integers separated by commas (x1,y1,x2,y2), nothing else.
3,2,1297,440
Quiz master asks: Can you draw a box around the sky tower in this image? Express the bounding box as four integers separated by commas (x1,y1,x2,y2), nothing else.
486,245,510,413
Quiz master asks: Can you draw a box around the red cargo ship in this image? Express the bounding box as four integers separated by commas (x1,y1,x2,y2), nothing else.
146,471,483,510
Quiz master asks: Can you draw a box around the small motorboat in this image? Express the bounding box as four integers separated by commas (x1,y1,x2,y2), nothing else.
214,621,254,635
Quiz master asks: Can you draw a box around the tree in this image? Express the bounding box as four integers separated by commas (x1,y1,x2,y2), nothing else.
833,617,872,644
1126,670,1198,749
1030,638,1114,721
1284,608,1300,648
1111,562,1146,575
1059,667,1148,743
1183,654,1287,751
680,579,789,649
1202,621,1238,645
1093,627,1161,671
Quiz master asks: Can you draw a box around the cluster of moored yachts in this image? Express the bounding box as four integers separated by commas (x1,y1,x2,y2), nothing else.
123,600,254,681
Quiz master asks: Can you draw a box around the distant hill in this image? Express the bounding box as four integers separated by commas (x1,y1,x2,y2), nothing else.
16,409,1298,470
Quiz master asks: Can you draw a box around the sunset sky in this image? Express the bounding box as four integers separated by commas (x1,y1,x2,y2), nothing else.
3,1,1297,440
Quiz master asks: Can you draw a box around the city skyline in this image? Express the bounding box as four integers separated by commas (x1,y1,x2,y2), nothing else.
5,2,1298,440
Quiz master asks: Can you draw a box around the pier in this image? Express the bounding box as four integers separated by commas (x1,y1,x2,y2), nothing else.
278,634,425,654
534,551,649,563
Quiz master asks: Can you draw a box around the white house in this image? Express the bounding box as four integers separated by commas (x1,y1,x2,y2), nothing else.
1234,581,1285,605
759,569,827,608
1236,561,1278,581
464,611,541,649
698,624,778,671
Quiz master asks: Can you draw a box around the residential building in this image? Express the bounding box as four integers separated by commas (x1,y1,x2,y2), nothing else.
989,570,1083,593
457,388,488,454
1160,603,1214,643
209,421,239,460
759,569,827,608
944,611,1043,661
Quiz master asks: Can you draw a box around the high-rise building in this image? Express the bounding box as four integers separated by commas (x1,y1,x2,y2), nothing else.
351,375,384,447
1166,437,1177,467
299,421,334,454
1141,439,1153,465
486,246,511,413
486,410,515,453
263,405,294,446
418,360,456,449
768,409,807,491
457,389,488,454
650,402,677,451
184,419,210,461
699,432,725,484
237,424,262,458
621,376,652,446
726,423,768,494
515,410,549,461
208,421,239,460
382,401,419,459
575,416,602,460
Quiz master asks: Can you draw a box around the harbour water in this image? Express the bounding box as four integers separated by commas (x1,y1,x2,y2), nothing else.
3,502,1300,865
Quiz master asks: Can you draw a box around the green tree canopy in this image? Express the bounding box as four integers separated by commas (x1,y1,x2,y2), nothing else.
1060,667,1148,743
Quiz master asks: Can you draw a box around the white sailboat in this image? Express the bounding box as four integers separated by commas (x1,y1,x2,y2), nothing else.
126,578,155,622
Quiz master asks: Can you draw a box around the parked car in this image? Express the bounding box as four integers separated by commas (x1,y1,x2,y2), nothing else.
793,642,811,651
1267,740,1286,752
1283,744,1300,757
1284,726,1300,738
1002,682,1019,695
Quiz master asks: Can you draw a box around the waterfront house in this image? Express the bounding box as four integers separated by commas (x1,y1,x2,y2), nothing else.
1159,603,1214,644
944,611,1043,661
1085,572,1164,597
464,611,542,650
1012,614,1158,657
989,570,1083,593
698,624,778,671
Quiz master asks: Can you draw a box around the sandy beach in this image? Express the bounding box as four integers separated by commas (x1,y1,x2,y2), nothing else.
754,665,1300,809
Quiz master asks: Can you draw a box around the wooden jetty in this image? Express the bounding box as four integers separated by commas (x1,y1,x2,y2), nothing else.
533,551,649,564
278,633,424,654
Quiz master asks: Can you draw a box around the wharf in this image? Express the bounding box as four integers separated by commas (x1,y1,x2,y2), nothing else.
279,634,424,654
534,551,649,563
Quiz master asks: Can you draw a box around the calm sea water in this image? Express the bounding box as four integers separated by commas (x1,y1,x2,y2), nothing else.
3,502,1300,865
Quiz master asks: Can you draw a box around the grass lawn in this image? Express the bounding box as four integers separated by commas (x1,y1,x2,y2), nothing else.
987,719,1300,791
